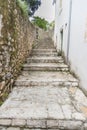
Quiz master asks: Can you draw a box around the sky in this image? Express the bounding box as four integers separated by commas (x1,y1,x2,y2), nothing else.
34,0,55,23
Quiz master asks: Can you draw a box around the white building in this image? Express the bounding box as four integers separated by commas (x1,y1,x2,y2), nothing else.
34,0,55,23
54,0,87,93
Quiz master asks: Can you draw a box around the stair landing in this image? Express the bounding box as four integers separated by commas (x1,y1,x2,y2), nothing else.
0,86,87,129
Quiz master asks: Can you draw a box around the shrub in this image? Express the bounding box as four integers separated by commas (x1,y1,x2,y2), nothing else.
25,0,41,16
32,16,49,30
16,0,29,16
49,21,55,29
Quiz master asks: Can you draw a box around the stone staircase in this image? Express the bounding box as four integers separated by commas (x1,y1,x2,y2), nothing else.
0,38,87,130
23,50,68,72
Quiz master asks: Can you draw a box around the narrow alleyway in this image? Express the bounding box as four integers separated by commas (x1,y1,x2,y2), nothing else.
0,38,87,130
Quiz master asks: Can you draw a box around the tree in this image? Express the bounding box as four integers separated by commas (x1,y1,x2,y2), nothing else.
24,0,41,16
32,16,49,30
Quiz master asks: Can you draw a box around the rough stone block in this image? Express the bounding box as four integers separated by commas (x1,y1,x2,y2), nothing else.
47,120,58,128
27,119,46,128
24,129,41,130
58,120,83,130
48,129,60,130
12,119,26,127
7,127,20,130
0,119,11,126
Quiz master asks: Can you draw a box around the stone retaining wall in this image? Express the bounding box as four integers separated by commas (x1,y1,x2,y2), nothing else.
0,0,35,102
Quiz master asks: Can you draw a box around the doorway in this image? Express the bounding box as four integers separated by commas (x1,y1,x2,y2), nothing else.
60,29,63,55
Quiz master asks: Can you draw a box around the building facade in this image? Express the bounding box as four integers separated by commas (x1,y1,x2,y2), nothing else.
54,0,87,93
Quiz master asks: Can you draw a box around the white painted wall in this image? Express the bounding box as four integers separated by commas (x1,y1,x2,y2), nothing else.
34,0,55,23
54,0,87,92
54,0,70,56
69,0,87,92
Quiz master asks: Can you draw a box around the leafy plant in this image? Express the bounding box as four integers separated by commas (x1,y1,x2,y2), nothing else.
25,0,41,16
49,21,55,29
16,0,29,16
0,101,3,106
32,16,49,30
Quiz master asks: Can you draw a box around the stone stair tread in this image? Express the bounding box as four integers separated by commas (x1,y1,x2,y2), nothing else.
32,49,57,51
23,63,68,67
31,53,58,57
0,86,87,128
27,57,64,64
32,51,58,55
16,71,78,82
27,56,63,60
23,63,69,71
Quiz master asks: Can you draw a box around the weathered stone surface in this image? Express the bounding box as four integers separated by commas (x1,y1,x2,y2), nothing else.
27,56,64,63
47,129,60,130
61,105,72,119
15,71,78,87
23,63,69,71
72,112,86,121
12,119,26,126
0,85,87,123
31,49,57,52
27,120,46,128
47,120,59,128
0,119,11,126
24,129,31,130
47,104,64,119
0,0,35,100
31,52,58,57
7,127,20,130
58,120,83,130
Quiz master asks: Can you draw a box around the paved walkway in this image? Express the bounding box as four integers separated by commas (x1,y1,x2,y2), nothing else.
0,38,87,130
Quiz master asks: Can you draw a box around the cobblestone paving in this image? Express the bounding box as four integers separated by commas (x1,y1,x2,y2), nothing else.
0,38,87,130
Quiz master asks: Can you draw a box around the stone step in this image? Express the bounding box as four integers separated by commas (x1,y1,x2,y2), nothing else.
26,56,64,63
0,119,85,130
31,52,58,57
15,71,78,87
32,49,57,53
23,63,69,71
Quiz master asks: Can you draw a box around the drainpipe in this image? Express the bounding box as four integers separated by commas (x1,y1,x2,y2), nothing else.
67,0,72,63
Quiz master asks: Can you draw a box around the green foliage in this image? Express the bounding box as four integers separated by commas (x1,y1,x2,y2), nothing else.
25,0,41,16
16,0,29,16
32,16,49,30
0,92,9,106
49,21,55,29
0,101,3,106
